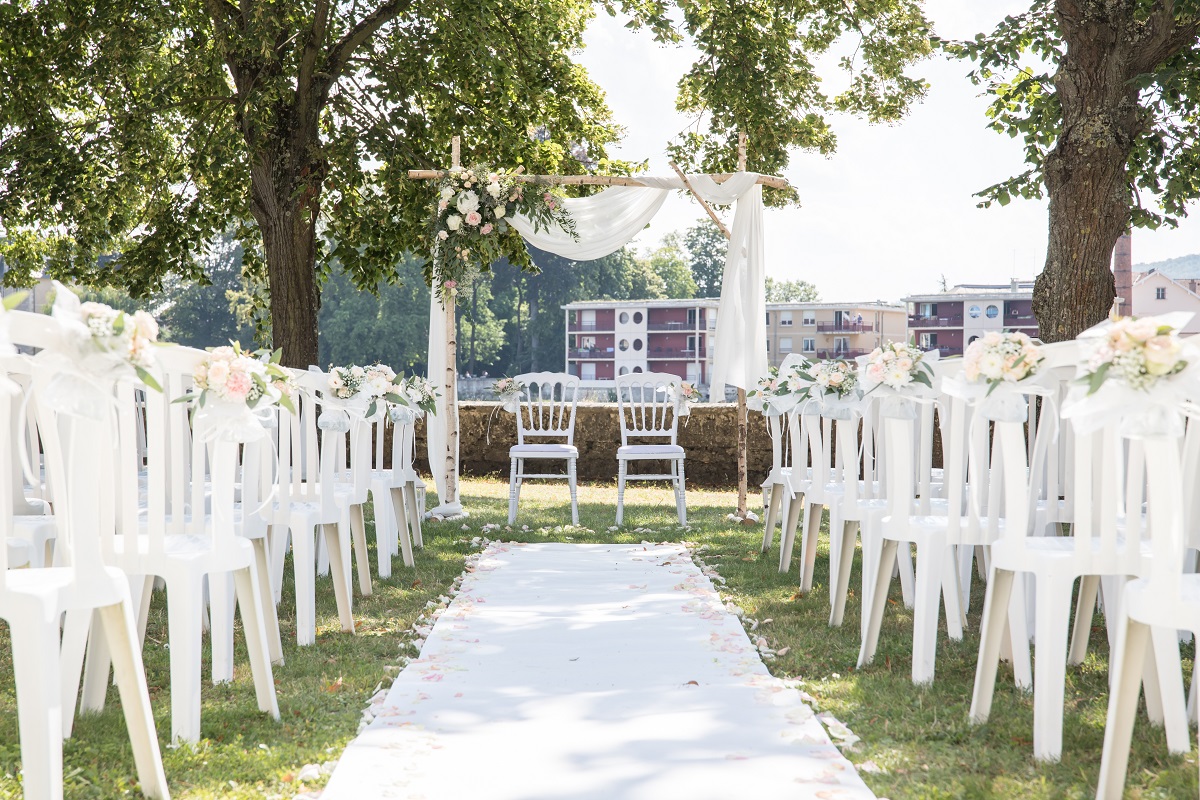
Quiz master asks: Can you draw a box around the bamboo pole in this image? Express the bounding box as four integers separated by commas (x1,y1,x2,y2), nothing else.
669,162,732,239
406,169,789,190
444,136,462,509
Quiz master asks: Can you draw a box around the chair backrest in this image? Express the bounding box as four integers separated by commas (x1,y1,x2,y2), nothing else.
0,370,17,577
309,367,372,500
277,370,340,518
615,372,681,446
513,371,580,446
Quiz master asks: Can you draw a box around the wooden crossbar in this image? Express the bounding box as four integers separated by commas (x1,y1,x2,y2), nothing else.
406,169,789,190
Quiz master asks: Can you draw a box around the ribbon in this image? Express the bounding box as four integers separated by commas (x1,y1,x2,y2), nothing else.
857,349,941,420
941,373,1056,424
193,400,274,443
498,394,522,414
389,404,421,425
817,389,868,420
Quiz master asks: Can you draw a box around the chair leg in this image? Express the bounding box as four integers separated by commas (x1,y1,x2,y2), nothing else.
1096,616,1150,800
1031,577,1076,762
568,458,580,526
779,492,804,573
10,610,65,800
799,501,823,592
292,524,318,647
349,504,373,597
942,548,965,642
391,487,415,568
762,484,783,552
829,520,859,627
316,527,330,577
911,539,947,685
859,538,899,669
1145,625,1189,754
80,607,113,715
251,537,284,665
971,567,1017,724
209,570,236,685
1067,574,1100,666
1004,573,1033,691
897,542,916,609
373,489,395,579
233,565,281,720
674,459,687,526
269,524,290,605
323,523,357,635
97,597,169,799
59,608,92,738
405,482,424,549
508,457,520,525
165,572,205,743
616,459,627,527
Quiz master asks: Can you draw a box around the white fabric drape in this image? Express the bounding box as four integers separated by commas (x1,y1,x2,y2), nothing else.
426,172,769,505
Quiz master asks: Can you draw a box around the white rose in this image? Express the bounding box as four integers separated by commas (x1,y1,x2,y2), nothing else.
978,352,1004,380
456,191,480,214
486,181,502,198
132,310,158,341
351,365,365,378
446,215,462,231
494,204,506,218
207,360,230,388
440,187,454,200
1144,335,1181,376
883,366,912,388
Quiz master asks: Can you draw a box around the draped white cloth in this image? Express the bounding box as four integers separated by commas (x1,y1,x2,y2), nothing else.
426,172,770,509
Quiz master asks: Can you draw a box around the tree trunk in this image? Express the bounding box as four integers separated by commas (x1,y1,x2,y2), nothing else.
1033,2,1140,342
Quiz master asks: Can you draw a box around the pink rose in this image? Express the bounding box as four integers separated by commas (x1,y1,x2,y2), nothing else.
465,210,482,226
444,280,457,289
438,199,448,211
480,223,493,235
225,369,252,400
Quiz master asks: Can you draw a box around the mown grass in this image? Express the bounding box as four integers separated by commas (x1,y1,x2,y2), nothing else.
0,477,1195,798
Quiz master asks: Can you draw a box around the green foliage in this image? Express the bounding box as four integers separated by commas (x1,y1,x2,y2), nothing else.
764,276,819,303
947,3,1200,229
684,221,727,298
159,235,260,349
318,257,432,373
645,232,697,299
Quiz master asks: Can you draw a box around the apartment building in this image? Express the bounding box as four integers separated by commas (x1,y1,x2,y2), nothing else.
764,302,906,366
1130,270,1200,334
563,299,719,384
903,281,1039,357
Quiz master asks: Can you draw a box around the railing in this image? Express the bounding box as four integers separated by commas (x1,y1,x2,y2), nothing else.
647,321,700,331
568,323,612,333
568,348,614,359
815,322,872,334
1006,314,1038,325
804,348,869,360
648,347,707,359
933,346,963,357
908,315,963,328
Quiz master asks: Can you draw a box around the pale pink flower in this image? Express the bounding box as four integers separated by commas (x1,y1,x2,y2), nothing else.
224,369,252,400
465,210,482,226
480,223,493,235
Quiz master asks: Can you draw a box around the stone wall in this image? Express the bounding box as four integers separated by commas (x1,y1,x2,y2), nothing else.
407,402,774,486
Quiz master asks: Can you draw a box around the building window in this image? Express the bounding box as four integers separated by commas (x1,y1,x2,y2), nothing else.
765,312,771,326
802,313,816,326
1156,287,1167,300
619,311,629,324
834,337,850,353
618,339,629,351
687,308,698,326
968,305,982,318
766,340,771,352
633,311,644,324
802,338,816,353
619,366,630,376
780,311,793,326
632,366,643,373
779,337,793,352
632,338,643,351
920,332,938,349
985,305,999,319
968,335,979,345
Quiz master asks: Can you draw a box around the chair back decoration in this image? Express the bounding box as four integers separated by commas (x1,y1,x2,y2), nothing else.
615,372,682,446
857,342,939,420
511,372,580,446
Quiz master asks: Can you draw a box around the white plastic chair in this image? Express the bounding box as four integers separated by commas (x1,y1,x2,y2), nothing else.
507,372,581,525
615,372,687,526
2,312,169,799
1096,420,1200,798
760,353,813,552
365,409,422,573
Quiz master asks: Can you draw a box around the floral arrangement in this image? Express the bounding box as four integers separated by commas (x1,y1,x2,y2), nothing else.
192,343,296,412
668,380,702,416
1080,316,1187,394
69,294,162,390
391,374,439,416
427,164,576,295
809,359,858,399
493,376,526,402
963,331,1043,394
748,361,813,413
862,342,933,391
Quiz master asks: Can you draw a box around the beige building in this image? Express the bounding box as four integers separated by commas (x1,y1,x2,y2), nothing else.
1131,271,1200,334
765,301,906,366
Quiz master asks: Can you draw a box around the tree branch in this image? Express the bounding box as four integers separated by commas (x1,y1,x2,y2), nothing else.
298,0,331,120
322,0,416,91
1133,1,1199,75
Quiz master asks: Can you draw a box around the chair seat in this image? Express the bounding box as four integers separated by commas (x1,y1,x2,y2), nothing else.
510,444,579,457
617,444,685,459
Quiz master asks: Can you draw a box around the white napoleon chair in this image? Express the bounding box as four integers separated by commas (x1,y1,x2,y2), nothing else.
615,372,687,527
507,372,581,526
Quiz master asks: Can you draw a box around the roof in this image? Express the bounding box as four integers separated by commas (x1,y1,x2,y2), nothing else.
766,301,904,312
1133,253,1200,280
903,281,1035,303
1134,270,1200,301
561,298,721,310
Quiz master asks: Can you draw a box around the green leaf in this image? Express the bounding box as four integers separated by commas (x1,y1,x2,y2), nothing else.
1087,362,1110,395
135,366,163,393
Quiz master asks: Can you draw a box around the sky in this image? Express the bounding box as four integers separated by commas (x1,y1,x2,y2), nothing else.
575,1,1200,304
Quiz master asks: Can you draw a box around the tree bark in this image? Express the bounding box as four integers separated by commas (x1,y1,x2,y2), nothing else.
1033,1,1148,341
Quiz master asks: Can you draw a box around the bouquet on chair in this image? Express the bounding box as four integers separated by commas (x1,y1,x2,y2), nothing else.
667,380,702,416
945,331,1045,422
748,361,813,416
1063,313,1199,438
49,281,162,391
190,343,297,442
808,359,864,419
388,375,439,423
328,363,399,419
492,376,527,413
858,341,937,419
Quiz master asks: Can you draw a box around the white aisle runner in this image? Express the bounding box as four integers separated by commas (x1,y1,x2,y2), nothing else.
322,543,876,800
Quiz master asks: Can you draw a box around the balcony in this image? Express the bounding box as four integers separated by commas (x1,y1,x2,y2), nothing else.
815,321,873,334
908,315,963,328
647,320,700,331
568,347,614,359
568,323,613,333
1005,314,1038,326
647,347,707,359
805,349,869,360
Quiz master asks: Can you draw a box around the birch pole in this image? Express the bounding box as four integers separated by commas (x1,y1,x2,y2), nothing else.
734,131,750,520
443,136,461,509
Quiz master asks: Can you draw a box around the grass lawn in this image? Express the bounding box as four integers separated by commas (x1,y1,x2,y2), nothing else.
0,477,1195,798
